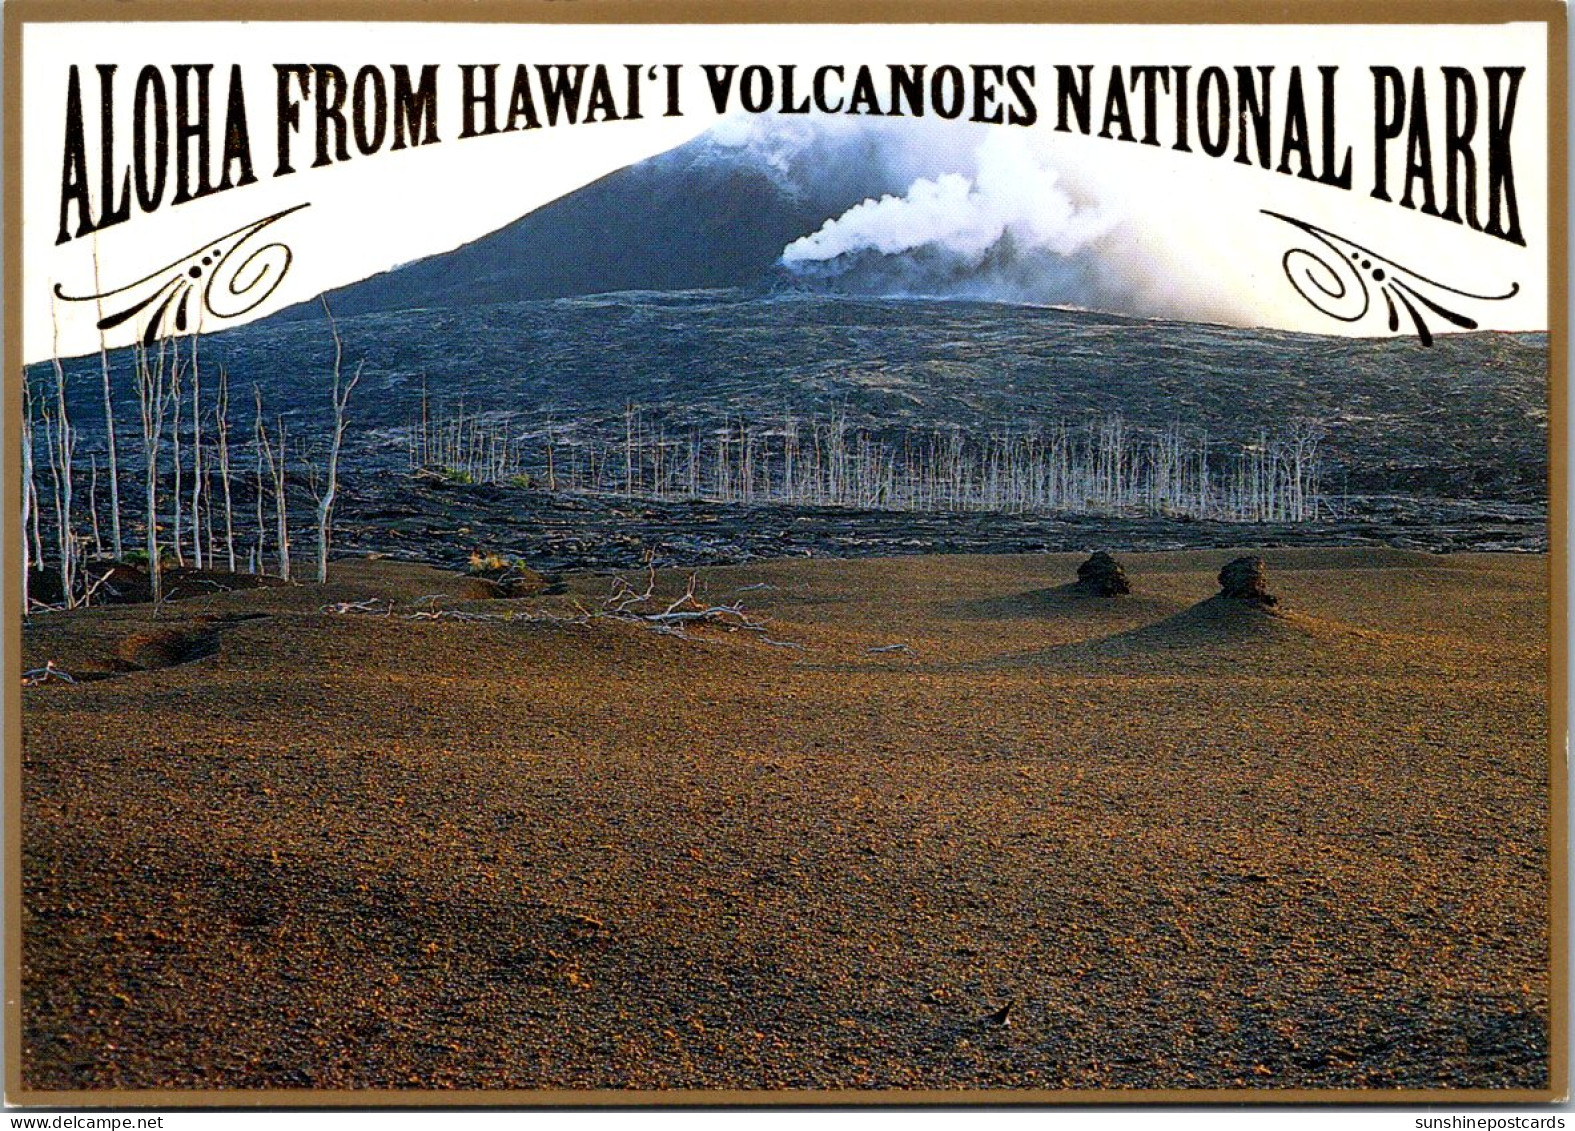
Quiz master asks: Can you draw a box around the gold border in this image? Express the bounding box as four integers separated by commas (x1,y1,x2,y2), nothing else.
3,0,1567,1109
6,0,26,1113
0,0,1568,22
1544,0,1568,1107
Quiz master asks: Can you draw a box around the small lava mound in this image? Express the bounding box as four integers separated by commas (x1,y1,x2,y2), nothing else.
74,561,156,605
1079,593,1303,652
453,567,554,600
945,584,1180,623
114,627,220,671
988,592,1322,672
452,576,510,600
43,561,292,607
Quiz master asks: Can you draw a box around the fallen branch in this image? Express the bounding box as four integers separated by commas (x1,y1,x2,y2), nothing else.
607,566,659,614
322,598,394,616
22,661,76,686
602,570,774,638
316,571,795,648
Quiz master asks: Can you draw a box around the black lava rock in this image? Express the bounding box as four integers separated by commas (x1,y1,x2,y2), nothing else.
1075,551,1131,597
1218,556,1278,606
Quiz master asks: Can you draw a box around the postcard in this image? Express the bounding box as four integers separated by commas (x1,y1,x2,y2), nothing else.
4,0,1565,1105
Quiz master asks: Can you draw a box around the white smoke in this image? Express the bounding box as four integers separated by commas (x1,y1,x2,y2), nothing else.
781,130,1116,268
685,114,1260,326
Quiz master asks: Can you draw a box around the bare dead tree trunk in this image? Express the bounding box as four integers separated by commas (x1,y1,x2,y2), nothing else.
274,418,290,581
169,344,185,567
92,242,123,559
29,460,44,574
314,301,362,585
420,377,429,470
135,340,171,605
624,403,635,498
252,386,266,573
216,365,236,572
88,455,103,558
21,376,34,613
205,475,217,564
48,306,77,606
257,402,290,581
189,332,204,569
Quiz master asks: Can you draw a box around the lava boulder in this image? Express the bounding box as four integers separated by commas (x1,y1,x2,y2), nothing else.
1074,551,1132,597
1218,556,1278,606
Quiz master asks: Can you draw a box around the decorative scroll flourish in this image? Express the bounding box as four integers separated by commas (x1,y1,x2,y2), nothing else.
55,204,310,346
1261,210,1519,347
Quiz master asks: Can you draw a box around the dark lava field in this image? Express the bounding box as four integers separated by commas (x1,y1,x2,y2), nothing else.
37,291,1549,570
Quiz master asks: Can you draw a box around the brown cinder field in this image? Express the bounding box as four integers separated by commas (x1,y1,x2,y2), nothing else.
18,549,1550,1092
